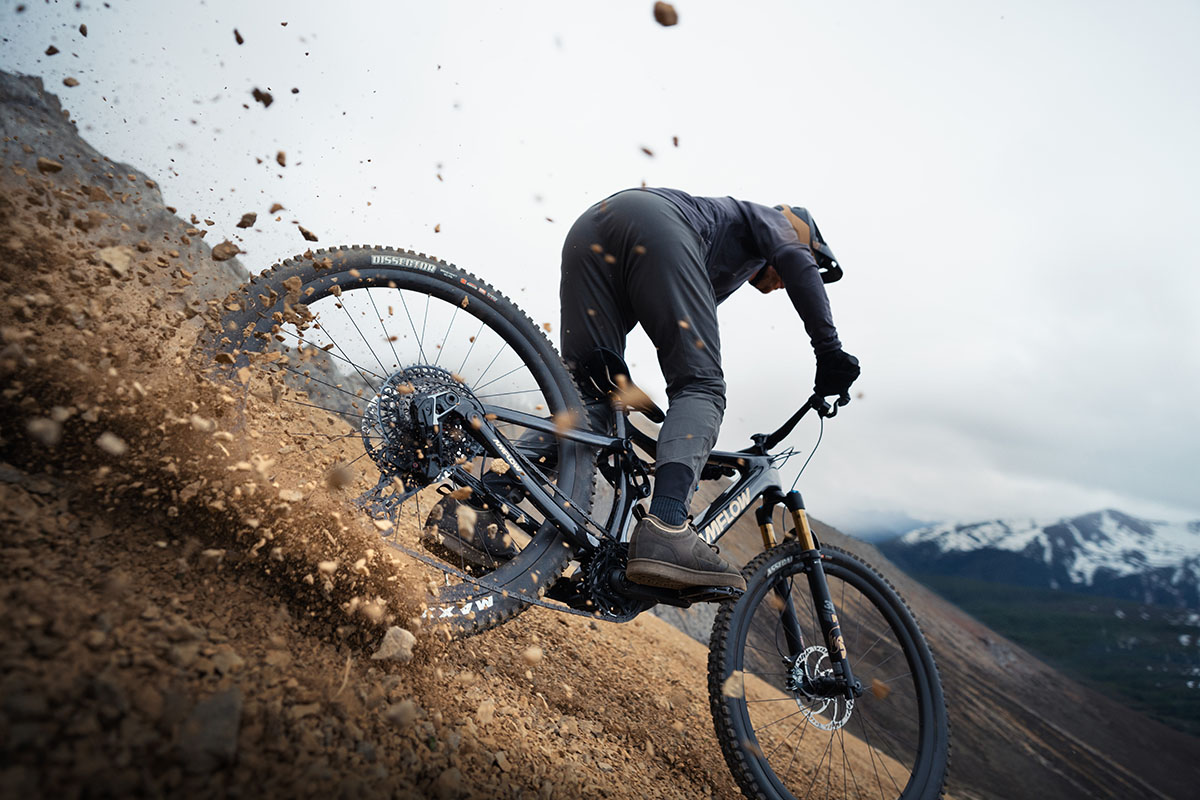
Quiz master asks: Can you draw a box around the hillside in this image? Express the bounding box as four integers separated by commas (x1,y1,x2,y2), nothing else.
3,71,1200,799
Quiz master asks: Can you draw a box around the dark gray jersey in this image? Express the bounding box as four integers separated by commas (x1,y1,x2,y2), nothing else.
639,187,841,354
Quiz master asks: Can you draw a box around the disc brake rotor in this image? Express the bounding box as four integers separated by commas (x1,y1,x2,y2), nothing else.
790,645,854,731
361,365,484,488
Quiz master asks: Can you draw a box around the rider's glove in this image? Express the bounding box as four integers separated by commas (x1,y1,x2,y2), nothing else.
814,349,860,397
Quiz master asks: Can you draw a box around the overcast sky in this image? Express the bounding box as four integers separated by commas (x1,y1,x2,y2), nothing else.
4,0,1198,532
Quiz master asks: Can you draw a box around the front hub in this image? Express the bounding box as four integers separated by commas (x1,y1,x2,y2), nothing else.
785,646,855,731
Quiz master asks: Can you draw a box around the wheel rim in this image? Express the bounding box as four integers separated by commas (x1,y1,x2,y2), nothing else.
729,557,935,799
236,268,583,606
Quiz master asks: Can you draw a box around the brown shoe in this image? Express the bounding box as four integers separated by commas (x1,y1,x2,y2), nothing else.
626,514,746,591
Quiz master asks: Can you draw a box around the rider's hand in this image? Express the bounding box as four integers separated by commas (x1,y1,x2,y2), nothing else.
814,349,860,397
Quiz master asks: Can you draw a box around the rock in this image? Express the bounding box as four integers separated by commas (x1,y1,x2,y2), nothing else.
297,224,319,242
35,157,63,174
236,212,257,228
211,241,241,262
25,416,62,446
434,767,463,800
264,650,292,668
178,687,243,774
98,245,134,278
653,2,679,26
211,646,245,675
168,642,202,669
475,698,496,726
288,702,321,720
95,431,128,456
721,670,745,699
371,626,416,663
384,699,417,728
522,645,543,666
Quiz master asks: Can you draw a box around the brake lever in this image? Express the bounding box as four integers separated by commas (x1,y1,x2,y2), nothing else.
812,393,851,418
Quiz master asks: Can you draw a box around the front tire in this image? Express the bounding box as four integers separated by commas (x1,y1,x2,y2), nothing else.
709,543,949,799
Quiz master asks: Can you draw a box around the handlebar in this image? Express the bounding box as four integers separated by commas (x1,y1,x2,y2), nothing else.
745,392,850,455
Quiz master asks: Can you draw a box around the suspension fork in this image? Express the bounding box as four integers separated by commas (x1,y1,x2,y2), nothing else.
772,491,862,701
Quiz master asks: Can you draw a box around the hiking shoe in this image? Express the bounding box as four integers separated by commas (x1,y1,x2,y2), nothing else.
626,514,746,591
421,496,518,567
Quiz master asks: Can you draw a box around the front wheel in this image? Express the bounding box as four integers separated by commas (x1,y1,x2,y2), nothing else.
709,543,949,800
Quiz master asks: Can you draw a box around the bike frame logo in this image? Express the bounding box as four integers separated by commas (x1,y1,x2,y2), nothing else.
701,487,752,542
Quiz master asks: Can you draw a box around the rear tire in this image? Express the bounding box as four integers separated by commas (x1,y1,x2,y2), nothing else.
210,245,592,637
709,543,949,799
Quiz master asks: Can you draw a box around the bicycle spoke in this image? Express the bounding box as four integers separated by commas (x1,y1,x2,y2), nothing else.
472,340,509,389
279,364,370,403
274,327,387,385
434,304,460,367
394,288,428,363
306,310,381,392
367,288,402,370
457,318,487,376
472,361,530,394
338,294,391,377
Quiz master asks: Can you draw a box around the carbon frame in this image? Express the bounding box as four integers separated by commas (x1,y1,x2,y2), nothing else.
477,403,787,553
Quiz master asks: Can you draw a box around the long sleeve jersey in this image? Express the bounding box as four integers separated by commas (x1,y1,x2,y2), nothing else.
642,187,841,354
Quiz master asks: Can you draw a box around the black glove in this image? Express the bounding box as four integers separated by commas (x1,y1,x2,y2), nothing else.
814,349,860,397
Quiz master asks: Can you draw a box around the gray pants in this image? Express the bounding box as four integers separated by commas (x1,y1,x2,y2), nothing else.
559,190,725,503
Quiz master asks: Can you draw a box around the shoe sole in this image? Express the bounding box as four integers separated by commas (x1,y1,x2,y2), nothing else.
626,558,747,592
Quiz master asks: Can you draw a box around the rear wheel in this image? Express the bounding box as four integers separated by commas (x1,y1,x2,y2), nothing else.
709,543,949,799
210,245,592,637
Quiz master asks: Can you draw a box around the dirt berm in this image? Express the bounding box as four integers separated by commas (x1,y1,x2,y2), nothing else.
2,71,1197,799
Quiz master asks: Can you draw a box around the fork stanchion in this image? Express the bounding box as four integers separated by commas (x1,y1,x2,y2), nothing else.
785,491,818,552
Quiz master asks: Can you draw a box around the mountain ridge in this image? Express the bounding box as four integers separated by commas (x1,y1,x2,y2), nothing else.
880,508,1200,608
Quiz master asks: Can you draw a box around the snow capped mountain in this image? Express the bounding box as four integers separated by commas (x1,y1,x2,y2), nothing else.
880,510,1200,608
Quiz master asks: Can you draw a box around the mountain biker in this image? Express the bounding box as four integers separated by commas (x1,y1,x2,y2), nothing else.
427,187,859,591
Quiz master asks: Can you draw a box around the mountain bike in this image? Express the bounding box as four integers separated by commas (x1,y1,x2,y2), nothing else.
211,245,950,800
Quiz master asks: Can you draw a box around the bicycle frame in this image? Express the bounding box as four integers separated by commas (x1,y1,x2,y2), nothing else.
470,401,783,551
426,389,862,698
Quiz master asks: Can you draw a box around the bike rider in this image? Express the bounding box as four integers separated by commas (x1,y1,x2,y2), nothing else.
426,187,859,591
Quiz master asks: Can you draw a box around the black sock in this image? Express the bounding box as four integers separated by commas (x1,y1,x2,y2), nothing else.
649,462,694,526
649,496,687,526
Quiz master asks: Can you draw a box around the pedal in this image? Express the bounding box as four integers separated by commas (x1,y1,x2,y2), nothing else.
679,585,744,603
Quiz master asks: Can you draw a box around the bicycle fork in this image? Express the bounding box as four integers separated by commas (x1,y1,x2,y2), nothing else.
757,491,863,702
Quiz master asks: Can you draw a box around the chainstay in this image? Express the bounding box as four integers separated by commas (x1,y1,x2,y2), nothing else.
379,535,615,622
